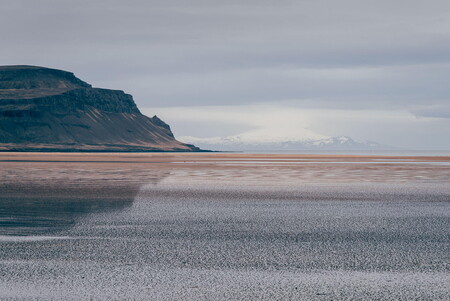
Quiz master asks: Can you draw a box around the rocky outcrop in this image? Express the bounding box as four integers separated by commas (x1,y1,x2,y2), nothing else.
0,65,201,152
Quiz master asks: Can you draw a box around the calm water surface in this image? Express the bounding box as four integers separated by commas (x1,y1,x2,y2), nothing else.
0,153,449,300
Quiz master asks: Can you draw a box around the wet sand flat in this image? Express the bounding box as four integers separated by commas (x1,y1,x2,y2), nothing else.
0,153,449,300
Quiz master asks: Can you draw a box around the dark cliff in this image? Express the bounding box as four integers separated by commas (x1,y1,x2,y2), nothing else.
0,65,201,152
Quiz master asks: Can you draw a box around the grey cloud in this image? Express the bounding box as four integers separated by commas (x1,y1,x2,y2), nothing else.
100,63,450,109
1,0,450,148
411,105,450,119
2,0,449,107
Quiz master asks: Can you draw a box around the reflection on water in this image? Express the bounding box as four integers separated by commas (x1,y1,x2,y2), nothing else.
0,168,170,236
0,152,449,237
0,195,134,236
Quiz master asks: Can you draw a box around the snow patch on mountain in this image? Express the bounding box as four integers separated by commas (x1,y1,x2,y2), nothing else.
179,132,384,151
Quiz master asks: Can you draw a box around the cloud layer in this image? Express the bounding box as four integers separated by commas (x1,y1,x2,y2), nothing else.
2,0,450,148
144,105,450,149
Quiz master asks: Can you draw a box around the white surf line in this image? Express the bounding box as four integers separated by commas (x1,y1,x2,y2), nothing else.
0,235,72,242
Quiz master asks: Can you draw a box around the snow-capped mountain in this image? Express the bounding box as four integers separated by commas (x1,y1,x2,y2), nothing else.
179,134,383,151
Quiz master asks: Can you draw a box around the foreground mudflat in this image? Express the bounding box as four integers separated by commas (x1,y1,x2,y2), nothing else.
0,153,449,300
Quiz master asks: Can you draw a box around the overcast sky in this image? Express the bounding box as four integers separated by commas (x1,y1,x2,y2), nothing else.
2,0,450,148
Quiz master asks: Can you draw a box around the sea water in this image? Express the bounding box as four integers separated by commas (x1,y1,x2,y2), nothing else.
0,153,448,300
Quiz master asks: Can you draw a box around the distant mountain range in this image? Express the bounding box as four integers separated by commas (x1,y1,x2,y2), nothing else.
0,65,200,152
179,134,385,151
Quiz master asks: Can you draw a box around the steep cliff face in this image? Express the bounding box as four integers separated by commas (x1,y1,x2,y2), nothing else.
0,65,200,151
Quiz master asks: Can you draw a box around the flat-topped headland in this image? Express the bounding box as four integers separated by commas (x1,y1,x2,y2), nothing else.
0,65,201,152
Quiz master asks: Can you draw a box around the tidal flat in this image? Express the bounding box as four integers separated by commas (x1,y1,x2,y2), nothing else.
0,153,449,300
